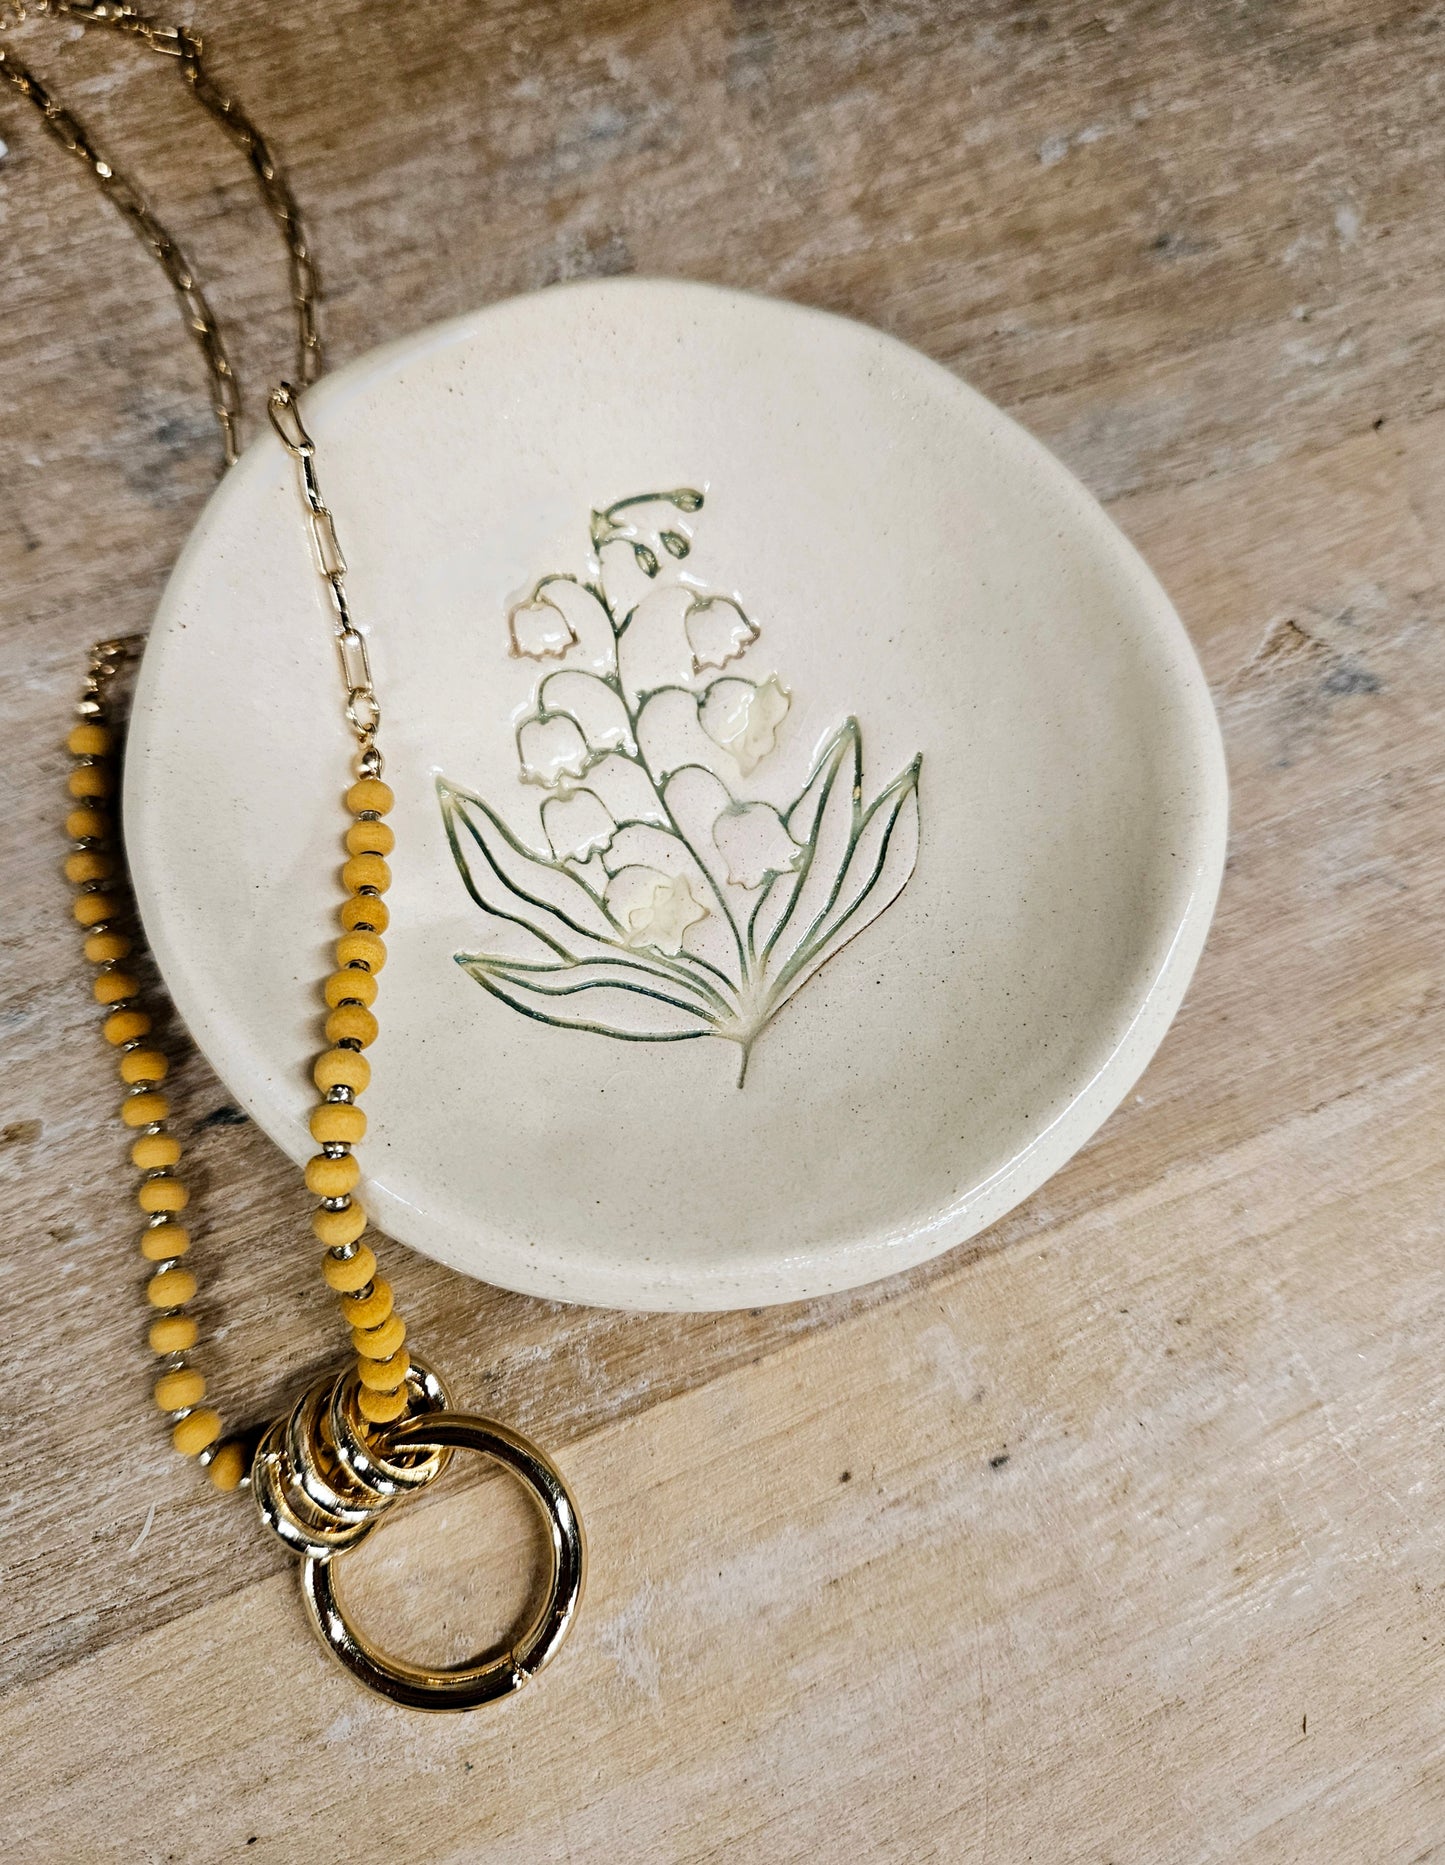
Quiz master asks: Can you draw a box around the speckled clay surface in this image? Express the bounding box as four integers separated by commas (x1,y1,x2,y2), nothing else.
124,278,1227,1312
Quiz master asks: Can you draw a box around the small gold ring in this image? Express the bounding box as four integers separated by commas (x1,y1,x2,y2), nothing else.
299,1411,586,1712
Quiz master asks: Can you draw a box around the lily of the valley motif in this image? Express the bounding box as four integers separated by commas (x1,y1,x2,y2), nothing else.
438,489,922,1083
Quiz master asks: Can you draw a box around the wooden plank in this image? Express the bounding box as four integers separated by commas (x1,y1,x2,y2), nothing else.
3,1062,1442,1860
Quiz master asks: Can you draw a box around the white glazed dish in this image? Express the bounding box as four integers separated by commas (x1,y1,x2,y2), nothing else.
125,277,1227,1312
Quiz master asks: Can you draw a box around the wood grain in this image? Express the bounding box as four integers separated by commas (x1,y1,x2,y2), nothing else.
2,1,1443,1857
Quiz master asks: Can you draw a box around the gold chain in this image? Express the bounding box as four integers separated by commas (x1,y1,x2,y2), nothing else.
29,2,587,1706
267,384,382,767
0,0,320,463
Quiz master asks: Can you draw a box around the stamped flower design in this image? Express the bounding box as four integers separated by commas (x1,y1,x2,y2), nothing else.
438,489,922,1084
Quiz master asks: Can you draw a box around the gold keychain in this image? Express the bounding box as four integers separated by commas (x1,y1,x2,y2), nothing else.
6,0,585,1710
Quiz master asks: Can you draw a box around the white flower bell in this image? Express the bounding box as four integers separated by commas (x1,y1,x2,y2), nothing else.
542,788,616,862
604,867,710,956
685,595,759,674
508,591,579,660
699,675,790,776
518,714,591,787
711,801,803,889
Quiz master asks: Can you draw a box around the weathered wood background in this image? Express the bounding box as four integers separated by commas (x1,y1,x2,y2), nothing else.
3,1,1443,1857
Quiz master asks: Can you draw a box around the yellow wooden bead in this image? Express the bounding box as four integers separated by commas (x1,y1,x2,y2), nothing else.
357,1347,411,1392
353,1313,406,1360
325,1004,378,1048
154,1367,206,1411
85,928,131,964
339,1276,392,1330
346,778,394,816
149,1313,198,1354
324,966,378,1008
120,1047,169,1085
315,1203,369,1255
345,818,396,857
172,1408,222,1456
310,1101,366,1145
94,970,140,1006
358,1382,410,1424
131,1132,181,1170
342,852,391,895
67,764,111,798
68,722,113,756
313,1047,370,1094
67,806,109,841
304,1151,360,1198
207,1440,248,1491
336,930,386,973
147,1265,197,1307
319,1235,374,1286
121,1090,169,1127
73,891,119,927
65,849,115,885
141,1223,190,1261
339,895,389,935
138,1177,188,1214
104,1008,152,1046
339,893,390,934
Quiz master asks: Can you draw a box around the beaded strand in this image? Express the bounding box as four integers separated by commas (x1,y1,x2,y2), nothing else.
65,685,246,1491
65,677,415,1481
309,773,415,1426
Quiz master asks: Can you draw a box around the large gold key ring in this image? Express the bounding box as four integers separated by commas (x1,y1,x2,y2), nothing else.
299,1410,587,1712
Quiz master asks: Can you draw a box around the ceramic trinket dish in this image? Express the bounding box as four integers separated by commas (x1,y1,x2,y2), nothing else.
125,277,1226,1311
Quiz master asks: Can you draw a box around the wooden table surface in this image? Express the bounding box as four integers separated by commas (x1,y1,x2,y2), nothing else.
3,2,1443,1857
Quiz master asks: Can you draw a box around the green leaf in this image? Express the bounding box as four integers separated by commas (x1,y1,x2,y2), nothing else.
438,778,619,960
458,954,717,1042
771,758,921,1003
